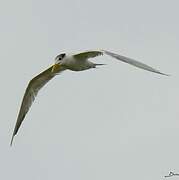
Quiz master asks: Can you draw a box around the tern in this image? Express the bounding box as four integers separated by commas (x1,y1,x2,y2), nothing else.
10,50,168,145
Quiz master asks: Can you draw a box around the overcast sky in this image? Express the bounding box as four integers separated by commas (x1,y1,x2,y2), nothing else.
1,0,179,179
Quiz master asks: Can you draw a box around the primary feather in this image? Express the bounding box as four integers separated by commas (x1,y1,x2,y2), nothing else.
10,64,65,146
103,50,168,76
74,50,168,76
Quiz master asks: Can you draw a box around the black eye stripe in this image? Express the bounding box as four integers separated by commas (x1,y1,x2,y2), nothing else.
61,53,66,58
56,53,66,61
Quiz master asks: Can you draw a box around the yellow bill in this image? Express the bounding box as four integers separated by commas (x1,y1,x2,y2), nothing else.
51,63,61,72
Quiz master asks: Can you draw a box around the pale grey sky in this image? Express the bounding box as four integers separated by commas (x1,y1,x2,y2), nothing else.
1,0,179,179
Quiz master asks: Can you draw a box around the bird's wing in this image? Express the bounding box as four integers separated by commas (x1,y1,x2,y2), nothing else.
73,51,103,60
74,50,168,75
10,64,65,146
103,50,168,76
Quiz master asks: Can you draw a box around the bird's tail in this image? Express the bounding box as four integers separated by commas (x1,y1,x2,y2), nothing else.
94,63,106,67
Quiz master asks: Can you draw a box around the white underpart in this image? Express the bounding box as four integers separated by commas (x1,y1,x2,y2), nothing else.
61,55,93,71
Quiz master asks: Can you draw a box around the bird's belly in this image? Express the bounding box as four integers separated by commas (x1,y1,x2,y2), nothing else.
65,59,92,71
68,64,91,71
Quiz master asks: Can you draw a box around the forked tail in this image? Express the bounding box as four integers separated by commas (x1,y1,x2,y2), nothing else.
94,63,106,67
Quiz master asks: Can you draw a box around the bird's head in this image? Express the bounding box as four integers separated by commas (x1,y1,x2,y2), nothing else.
55,53,66,64
52,53,66,72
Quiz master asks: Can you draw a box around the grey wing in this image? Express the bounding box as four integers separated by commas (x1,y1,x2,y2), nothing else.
10,65,65,146
73,51,103,60
103,50,169,76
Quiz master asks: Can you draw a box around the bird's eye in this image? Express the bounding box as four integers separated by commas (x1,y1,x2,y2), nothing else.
55,53,66,62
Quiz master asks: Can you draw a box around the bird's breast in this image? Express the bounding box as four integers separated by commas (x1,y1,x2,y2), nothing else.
63,57,92,71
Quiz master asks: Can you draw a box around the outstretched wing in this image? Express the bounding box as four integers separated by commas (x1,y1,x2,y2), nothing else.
10,64,65,146
73,51,103,60
103,50,168,76
75,50,168,75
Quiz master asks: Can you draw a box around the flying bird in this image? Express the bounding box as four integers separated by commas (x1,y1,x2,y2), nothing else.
10,50,168,145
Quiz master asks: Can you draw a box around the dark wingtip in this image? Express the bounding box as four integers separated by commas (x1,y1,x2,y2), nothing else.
10,132,16,147
158,72,170,76
10,135,14,147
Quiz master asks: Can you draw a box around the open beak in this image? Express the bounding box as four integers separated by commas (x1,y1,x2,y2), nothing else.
51,63,61,72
